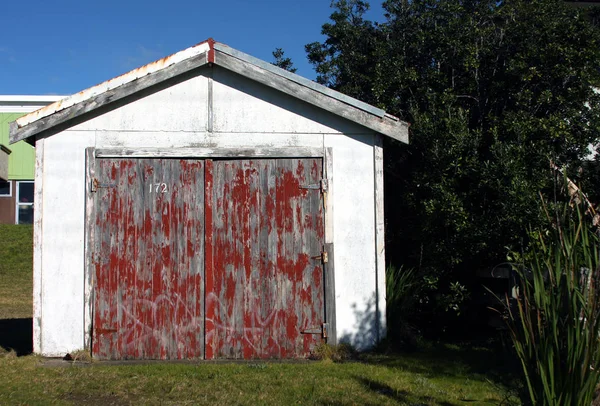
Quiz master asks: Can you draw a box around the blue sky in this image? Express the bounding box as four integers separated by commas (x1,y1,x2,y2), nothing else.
0,0,384,96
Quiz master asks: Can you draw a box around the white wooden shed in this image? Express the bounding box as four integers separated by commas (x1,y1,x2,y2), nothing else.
9,39,409,359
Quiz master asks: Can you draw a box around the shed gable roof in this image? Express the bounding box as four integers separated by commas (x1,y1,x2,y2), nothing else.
9,39,409,145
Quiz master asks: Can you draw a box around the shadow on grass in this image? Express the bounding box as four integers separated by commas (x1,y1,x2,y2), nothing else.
357,343,522,405
353,376,410,402
353,375,461,406
0,318,33,356
364,342,518,381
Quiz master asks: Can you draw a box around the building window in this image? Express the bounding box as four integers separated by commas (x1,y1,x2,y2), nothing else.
16,181,34,224
0,180,11,197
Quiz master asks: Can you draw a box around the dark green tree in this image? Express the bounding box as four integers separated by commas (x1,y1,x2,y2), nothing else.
271,48,297,73
307,0,600,335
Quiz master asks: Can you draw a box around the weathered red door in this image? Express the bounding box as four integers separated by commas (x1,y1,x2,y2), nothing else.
91,158,205,360
90,157,325,360
205,158,326,359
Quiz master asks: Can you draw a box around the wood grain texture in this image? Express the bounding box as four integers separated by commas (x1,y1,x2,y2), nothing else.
89,156,328,360
204,160,215,359
91,158,205,360
324,148,334,245
84,148,96,351
373,135,386,341
206,158,326,359
95,147,324,159
323,149,336,344
207,67,214,133
32,138,44,354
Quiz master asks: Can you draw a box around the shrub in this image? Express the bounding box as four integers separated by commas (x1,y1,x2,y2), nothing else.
506,196,600,405
386,265,420,348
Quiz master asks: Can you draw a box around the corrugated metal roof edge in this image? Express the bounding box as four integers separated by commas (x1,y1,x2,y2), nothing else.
10,38,409,144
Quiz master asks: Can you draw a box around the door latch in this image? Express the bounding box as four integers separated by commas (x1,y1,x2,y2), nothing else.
91,178,116,192
301,323,329,339
311,251,328,264
300,179,328,193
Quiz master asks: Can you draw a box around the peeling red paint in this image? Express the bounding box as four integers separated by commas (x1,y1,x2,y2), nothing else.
93,158,205,360
207,37,216,63
206,158,325,359
204,160,215,360
92,157,325,360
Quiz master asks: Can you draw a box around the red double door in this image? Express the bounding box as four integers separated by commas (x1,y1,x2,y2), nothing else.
89,157,326,360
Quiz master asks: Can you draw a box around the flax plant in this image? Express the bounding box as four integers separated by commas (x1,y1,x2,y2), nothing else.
506,197,600,405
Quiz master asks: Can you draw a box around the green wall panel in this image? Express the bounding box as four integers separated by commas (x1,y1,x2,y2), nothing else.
0,113,35,180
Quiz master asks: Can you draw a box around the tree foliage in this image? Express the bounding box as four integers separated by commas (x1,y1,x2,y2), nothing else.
271,48,297,73
306,0,600,276
307,0,600,335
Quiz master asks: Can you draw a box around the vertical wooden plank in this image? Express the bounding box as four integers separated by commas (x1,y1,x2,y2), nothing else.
204,159,214,359
324,242,336,345
121,160,131,358
324,147,334,244
137,159,152,359
245,159,260,359
128,158,146,359
322,148,336,344
93,158,117,358
297,157,325,356
255,160,268,355
373,135,386,342
110,159,123,359
91,158,103,358
132,158,145,359
154,160,168,359
83,147,95,352
32,138,45,354
207,67,214,133
174,159,205,359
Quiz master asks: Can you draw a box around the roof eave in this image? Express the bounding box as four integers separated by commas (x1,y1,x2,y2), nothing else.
213,44,409,143
10,40,409,145
9,49,210,144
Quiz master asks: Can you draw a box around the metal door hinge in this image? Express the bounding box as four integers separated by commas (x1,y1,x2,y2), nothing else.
91,178,116,192
95,328,117,335
301,323,329,339
301,179,328,193
311,251,328,264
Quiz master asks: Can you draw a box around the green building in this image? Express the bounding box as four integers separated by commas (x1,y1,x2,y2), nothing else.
0,96,65,224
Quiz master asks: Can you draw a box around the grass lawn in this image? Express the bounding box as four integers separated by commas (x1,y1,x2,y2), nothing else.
0,224,33,319
0,351,515,405
0,224,518,405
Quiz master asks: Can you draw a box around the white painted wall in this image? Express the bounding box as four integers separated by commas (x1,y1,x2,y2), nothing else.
35,66,384,355
324,133,382,348
37,131,94,355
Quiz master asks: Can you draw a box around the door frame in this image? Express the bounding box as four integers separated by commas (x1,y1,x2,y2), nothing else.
83,146,336,355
